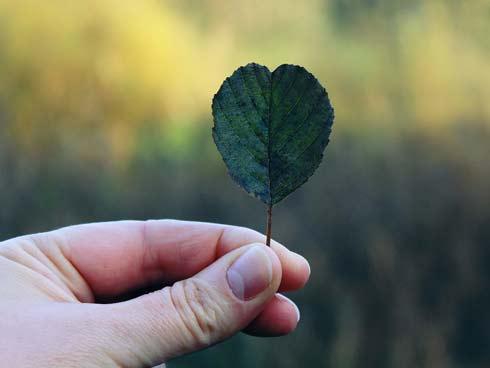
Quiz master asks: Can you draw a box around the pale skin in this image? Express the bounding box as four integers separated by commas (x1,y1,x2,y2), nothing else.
0,220,310,367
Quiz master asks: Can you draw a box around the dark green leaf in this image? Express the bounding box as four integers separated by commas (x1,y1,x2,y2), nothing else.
212,63,334,205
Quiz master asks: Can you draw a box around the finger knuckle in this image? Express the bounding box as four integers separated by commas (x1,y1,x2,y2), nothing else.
167,279,225,348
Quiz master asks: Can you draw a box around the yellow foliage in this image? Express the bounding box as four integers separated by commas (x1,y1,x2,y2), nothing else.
0,0,220,157
0,0,489,158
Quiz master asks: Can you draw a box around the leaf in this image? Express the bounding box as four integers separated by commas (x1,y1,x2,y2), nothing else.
212,63,334,206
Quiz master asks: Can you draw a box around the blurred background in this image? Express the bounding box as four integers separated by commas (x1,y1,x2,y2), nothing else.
1,0,489,367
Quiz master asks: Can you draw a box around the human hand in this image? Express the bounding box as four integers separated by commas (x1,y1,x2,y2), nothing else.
0,220,310,367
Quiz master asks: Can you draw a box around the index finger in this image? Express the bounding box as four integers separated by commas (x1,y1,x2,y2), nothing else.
51,220,310,301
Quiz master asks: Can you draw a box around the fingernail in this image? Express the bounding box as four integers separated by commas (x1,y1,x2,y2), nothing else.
227,246,273,300
276,294,301,322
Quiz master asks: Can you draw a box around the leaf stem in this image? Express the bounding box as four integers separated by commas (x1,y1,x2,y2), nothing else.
266,203,272,246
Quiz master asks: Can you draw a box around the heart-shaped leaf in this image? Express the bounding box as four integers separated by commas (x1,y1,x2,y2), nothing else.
212,63,334,206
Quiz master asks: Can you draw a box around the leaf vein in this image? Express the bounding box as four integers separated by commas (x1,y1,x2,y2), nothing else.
271,75,314,141
250,64,269,107
225,78,267,147
214,98,267,169
275,91,329,154
272,123,330,182
238,68,269,142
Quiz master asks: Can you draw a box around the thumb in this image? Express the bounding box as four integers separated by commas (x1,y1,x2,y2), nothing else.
106,243,281,366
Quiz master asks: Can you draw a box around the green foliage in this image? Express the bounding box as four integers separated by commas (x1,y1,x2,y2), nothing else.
212,63,334,205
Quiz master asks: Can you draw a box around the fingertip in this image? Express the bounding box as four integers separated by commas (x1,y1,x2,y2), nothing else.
213,225,309,293
276,294,300,322
243,294,300,337
294,252,311,287
249,242,283,289
274,246,311,292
